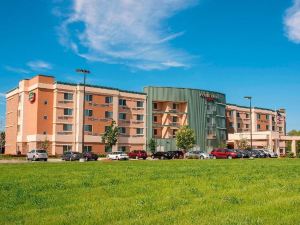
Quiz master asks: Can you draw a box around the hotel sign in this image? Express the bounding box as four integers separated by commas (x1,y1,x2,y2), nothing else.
29,91,36,103
200,93,218,102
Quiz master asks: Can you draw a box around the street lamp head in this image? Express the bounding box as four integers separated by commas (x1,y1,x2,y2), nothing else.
76,69,90,74
244,96,252,100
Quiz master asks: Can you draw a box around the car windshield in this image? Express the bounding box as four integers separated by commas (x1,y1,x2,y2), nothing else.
37,150,47,153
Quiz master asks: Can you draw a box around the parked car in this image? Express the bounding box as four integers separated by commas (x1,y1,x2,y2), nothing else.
210,148,242,159
261,150,278,158
151,151,173,160
107,151,129,160
27,149,48,161
168,150,185,159
128,150,148,160
235,150,250,158
252,149,266,158
246,150,260,158
185,150,211,159
62,151,82,161
82,152,98,161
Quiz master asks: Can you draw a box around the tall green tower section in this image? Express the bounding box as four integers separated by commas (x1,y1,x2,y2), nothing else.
144,87,227,152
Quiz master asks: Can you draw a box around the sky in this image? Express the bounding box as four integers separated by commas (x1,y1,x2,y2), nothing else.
0,0,300,131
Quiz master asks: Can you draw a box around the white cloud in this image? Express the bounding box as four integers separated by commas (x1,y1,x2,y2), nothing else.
4,66,30,74
58,0,197,70
284,0,300,43
27,60,53,71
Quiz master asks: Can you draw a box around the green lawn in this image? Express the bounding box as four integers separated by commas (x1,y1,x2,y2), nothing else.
0,159,300,225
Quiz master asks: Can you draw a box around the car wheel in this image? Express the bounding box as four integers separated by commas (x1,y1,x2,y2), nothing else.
143,157,146,160
85,157,88,161
135,156,139,160
26,157,30,161
32,156,36,161
200,155,204,160
151,155,155,159
116,156,119,160
160,156,164,160
44,159,47,162
227,155,233,159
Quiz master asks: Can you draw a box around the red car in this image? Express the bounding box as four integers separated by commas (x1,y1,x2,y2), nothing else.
210,148,242,159
128,150,148,160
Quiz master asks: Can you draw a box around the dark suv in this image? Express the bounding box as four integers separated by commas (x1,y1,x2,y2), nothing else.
168,150,184,159
210,148,242,159
128,150,148,160
82,152,98,161
151,151,173,160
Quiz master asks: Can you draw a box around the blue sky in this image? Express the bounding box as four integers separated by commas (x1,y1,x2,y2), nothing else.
0,0,300,131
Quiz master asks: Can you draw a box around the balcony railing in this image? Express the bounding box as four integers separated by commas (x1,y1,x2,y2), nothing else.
57,131,73,135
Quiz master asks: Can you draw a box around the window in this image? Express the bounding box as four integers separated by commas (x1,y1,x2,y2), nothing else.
266,125,269,130
105,111,113,119
229,122,233,128
257,114,261,120
245,124,249,129
172,116,178,122
105,145,112,152
246,113,250,119
63,145,72,152
153,102,158,109
172,103,177,110
279,127,283,132
272,126,275,131
153,116,158,123
63,124,72,131
84,125,93,132
237,123,241,129
119,127,126,134
119,113,127,120
237,112,240,118
64,93,73,100
137,101,144,108
105,96,113,104
64,108,73,116
43,115,48,120
119,99,126,106
136,128,144,135
43,131,47,135
85,94,93,102
137,114,143,121
172,129,177,137
84,146,92,152
118,146,126,152
266,115,270,120
229,111,233,117
84,109,93,117
257,124,261,130
104,126,110,132
153,129,158,136
44,100,48,105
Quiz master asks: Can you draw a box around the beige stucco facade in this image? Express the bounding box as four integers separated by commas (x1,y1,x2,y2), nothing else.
5,75,146,155
226,104,287,154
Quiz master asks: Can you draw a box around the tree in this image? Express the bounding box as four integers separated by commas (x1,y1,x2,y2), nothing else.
236,138,249,150
0,131,5,153
102,120,119,151
175,126,196,151
40,137,50,152
148,138,157,153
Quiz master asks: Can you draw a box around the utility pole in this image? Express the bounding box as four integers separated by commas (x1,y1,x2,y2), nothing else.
244,96,253,150
76,69,90,153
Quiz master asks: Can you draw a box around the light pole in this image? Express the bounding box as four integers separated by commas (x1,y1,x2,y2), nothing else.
76,69,90,153
244,96,253,150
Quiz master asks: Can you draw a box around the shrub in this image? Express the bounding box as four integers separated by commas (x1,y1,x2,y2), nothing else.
286,152,295,158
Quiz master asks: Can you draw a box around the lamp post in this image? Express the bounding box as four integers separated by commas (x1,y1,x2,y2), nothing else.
76,69,90,153
244,96,253,150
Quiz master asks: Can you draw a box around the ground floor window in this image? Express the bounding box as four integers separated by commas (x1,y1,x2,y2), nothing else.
84,146,92,152
105,145,112,152
63,145,72,152
118,146,127,152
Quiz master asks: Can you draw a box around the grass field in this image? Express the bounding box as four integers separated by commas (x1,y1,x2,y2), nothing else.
0,159,300,225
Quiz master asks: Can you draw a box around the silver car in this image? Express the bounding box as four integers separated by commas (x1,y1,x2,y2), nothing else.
27,149,48,161
185,150,211,159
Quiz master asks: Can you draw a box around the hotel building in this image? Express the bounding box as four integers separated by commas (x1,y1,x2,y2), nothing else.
226,104,286,153
144,87,227,152
5,75,146,155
